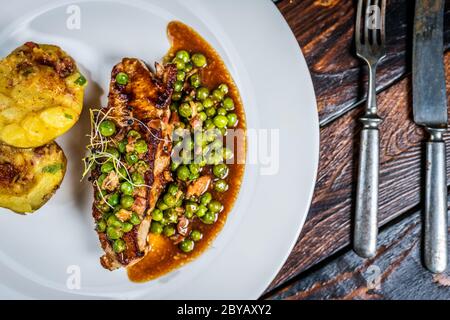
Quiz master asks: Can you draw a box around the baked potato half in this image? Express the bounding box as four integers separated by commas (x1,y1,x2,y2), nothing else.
0,42,86,148
0,142,67,214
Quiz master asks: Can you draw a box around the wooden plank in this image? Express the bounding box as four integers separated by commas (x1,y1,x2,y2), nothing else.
277,0,450,124
266,51,450,292
265,208,450,300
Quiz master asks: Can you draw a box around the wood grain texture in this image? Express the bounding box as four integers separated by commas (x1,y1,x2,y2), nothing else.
266,51,450,293
277,0,450,124
266,207,450,300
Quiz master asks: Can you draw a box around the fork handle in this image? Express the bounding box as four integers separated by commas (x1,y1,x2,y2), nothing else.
354,117,381,258
424,128,448,273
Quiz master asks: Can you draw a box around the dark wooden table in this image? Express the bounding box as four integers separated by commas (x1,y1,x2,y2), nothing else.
262,0,450,300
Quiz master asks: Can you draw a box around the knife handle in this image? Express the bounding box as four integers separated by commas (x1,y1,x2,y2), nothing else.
354,117,381,258
424,128,448,273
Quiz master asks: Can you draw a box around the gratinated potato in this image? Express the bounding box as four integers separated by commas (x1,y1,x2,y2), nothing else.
0,42,87,148
0,142,66,214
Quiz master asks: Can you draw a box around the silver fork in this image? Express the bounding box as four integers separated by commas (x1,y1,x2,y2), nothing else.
353,0,386,258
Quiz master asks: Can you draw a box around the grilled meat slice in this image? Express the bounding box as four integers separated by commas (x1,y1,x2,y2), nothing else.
93,58,176,270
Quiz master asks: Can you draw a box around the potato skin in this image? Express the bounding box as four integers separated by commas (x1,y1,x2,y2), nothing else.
0,42,86,148
0,142,67,214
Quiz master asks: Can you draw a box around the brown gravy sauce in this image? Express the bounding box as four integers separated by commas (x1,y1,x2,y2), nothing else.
127,21,247,282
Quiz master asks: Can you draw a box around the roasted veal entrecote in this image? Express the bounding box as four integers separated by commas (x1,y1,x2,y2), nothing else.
88,58,176,270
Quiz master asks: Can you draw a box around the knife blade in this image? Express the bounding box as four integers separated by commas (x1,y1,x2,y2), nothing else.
412,0,448,273
413,0,446,127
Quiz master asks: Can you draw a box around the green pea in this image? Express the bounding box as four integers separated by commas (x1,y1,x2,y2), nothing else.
177,165,190,181
213,164,229,179
125,153,138,165
120,181,133,195
149,221,161,234
118,167,128,180
179,102,192,118
205,107,216,118
176,50,190,63
223,148,233,160
157,199,169,211
99,204,112,215
134,139,148,154
174,80,184,92
190,73,201,88
163,225,176,237
118,140,127,153
203,120,214,132
217,107,227,116
115,72,129,85
167,183,179,196
188,173,199,181
179,239,195,253
127,130,141,138
208,200,223,213
218,83,229,94
99,120,116,137
120,195,134,209
212,89,224,101
152,209,163,221
196,87,209,101
213,115,228,128
107,226,123,240
163,193,177,207
184,62,193,72
177,70,186,81
201,212,216,225
227,113,238,127
172,92,182,101
188,163,200,175
200,192,212,205
214,179,229,193
97,173,107,188
190,230,203,242
107,214,122,228
203,97,214,108
199,112,207,122
123,222,134,233
164,209,178,224
101,162,114,174
223,97,235,111
173,58,185,70
196,204,208,218
97,219,107,232
75,74,87,86
106,147,120,159
113,239,126,253
132,172,145,185
107,193,120,207
185,201,199,214
130,213,141,225
196,102,204,112
192,53,207,68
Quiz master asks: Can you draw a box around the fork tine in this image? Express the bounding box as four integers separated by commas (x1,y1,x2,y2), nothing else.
363,0,370,45
372,0,379,45
355,0,363,49
380,0,386,45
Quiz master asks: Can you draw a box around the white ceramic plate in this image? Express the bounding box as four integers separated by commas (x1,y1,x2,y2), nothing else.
0,0,318,299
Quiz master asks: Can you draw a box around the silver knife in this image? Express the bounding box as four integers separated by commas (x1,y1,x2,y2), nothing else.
413,0,448,273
